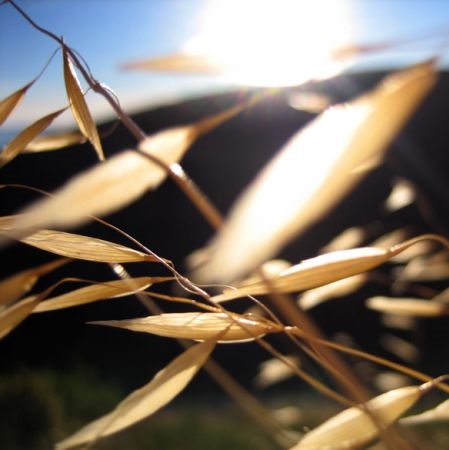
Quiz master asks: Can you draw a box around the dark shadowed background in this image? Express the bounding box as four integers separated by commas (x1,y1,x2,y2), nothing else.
2,1,449,448
1,70,449,449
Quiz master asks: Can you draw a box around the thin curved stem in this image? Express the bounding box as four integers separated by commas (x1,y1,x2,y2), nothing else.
5,0,225,229
287,326,449,395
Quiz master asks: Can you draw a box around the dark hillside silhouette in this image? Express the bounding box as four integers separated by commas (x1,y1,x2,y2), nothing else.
1,69,448,390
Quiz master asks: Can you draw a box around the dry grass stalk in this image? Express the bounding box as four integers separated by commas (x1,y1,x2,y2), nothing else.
289,382,434,449
2,3,449,448
55,337,219,450
0,80,34,125
298,274,367,310
0,294,41,340
191,61,436,283
384,179,416,212
0,258,67,308
212,236,440,302
63,48,104,160
401,398,449,425
321,226,367,253
33,277,156,312
398,254,449,282
380,334,420,363
367,296,449,317
0,216,160,262
90,311,279,342
23,130,87,152
289,326,449,395
0,108,67,167
4,104,241,238
255,355,300,389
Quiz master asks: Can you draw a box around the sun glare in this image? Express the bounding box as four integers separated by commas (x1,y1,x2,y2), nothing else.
185,0,354,86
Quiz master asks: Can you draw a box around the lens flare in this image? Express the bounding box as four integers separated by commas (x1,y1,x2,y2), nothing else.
185,0,354,86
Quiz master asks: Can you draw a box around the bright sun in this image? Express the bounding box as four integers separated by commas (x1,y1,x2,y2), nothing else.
185,0,354,86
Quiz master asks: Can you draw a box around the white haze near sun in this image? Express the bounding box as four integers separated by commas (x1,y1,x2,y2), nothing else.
1,0,448,142
184,0,355,86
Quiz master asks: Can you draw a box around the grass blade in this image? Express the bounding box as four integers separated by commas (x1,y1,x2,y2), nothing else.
384,178,416,212
122,53,225,74
212,235,444,302
321,226,367,253
0,81,33,126
121,49,344,86
63,49,104,160
90,312,278,342
0,258,67,308
367,296,449,317
289,383,432,449
33,277,155,312
0,295,40,339
6,148,183,233
298,274,367,310
432,286,449,303
6,106,240,235
398,254,449,282
255,356,299,389
401,398,449,425
23,130,87,152
55,338,218,450
0,215,158,263
191,61,436,283
380,334,419,363
212,245,395,302
0,108,66,168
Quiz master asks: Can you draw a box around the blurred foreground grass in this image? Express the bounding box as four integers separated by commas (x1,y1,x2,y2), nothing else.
0,364,276,450
1,364,448,450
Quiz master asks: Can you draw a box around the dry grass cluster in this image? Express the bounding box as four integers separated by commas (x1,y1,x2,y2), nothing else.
2,1,449,449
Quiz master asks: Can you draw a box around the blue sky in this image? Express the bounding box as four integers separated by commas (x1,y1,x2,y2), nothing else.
1,0,449,137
